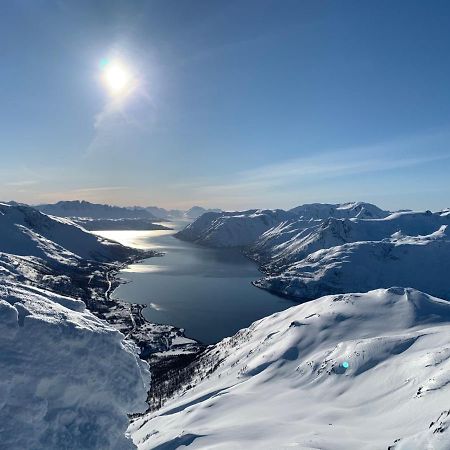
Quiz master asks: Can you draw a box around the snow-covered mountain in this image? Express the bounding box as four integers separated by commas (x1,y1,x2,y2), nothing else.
255,226,450,300
35,200,222,221
0,202,137,264
145,206,171,219
289,201,390,220
176,202,389,248
36,200,157,220
184,205,222,219
176,209,296,247
130,288,450,449
252,210,450,270
178,204,450,302
0,280,150,450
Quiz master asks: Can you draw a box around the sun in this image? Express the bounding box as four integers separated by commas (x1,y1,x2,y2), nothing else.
100,58,134,97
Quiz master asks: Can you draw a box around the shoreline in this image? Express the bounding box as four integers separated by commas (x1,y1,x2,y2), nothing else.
93,250,205,360
98,250,206,412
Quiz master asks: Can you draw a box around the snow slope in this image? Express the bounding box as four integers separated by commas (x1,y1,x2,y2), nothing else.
130,288,450,450
176,209,296,247
289,201,390,220
0,280,150,450
0,203,136,264
252,210,450,270
255,225,450,300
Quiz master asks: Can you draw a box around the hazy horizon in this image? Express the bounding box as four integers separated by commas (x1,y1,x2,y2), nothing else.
2,1,450,211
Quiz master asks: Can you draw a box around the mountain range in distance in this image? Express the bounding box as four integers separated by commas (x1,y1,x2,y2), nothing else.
33,200,222,221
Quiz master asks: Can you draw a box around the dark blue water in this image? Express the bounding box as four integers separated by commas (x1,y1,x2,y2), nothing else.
98,222,295,344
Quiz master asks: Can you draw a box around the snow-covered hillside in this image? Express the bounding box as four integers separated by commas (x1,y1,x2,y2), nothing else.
0,280,150,450
255,226,450,300
0,203,137,264
289,201,390,220
176,209,295,247
130,288,450,450
252,210,450,271
176,202,389,248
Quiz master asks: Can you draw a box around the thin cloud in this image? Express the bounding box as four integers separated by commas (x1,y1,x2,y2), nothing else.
177,131,450,204
5,180,38,187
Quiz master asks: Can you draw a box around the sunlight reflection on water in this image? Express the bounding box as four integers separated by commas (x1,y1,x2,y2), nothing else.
122,264,164,273
96,224,174,250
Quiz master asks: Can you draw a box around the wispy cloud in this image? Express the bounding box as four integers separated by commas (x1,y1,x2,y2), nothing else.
69,186,129,194
5,180,38,187
173,130,450,209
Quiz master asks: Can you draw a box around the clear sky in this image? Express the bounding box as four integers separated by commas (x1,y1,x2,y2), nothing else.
1,0,450,211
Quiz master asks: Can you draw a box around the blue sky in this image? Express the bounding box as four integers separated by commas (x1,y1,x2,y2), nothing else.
1,0,449,211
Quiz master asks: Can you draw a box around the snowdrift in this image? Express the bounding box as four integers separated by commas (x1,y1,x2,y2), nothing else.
130,288,450,449
0,281,150,450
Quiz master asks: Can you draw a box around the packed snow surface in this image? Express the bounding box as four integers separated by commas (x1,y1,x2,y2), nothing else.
130,288,450,449
0,281,150,450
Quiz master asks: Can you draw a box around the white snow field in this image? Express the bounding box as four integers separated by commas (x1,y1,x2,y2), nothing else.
0,281,150,450
130,288,450,450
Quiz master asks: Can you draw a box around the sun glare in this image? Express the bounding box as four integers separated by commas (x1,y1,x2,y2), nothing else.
100,58,134,97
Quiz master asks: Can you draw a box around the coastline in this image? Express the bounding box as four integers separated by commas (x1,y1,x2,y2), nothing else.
92,250,205,359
